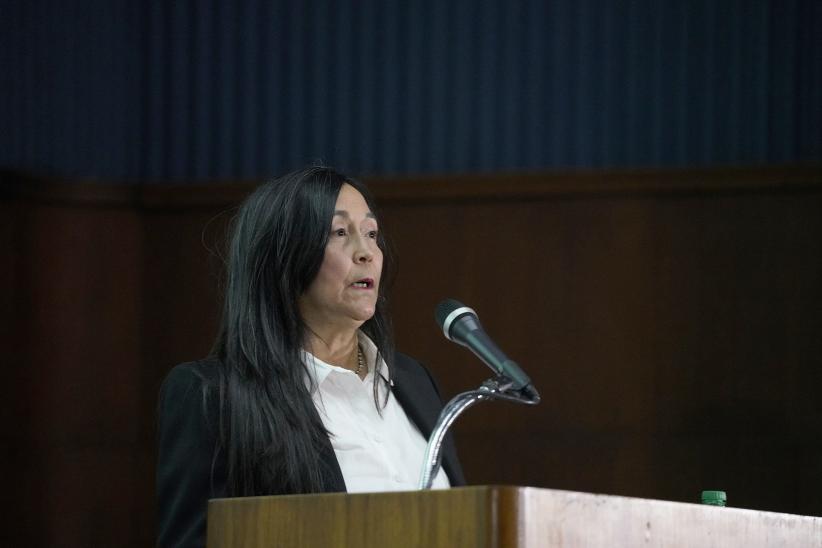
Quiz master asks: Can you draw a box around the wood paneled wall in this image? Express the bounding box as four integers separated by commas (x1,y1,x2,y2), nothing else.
2,166,821,547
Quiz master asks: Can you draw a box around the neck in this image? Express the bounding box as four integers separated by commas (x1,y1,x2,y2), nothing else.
303,324,360,371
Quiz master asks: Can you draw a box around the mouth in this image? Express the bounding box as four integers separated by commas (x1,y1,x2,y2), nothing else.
351,278,375,289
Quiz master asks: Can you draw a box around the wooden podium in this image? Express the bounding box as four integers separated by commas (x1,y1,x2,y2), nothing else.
207,485,822,547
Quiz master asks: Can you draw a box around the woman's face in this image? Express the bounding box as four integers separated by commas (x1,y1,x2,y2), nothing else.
298,184,384,330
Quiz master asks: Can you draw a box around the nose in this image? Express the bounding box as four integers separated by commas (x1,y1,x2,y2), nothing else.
353,232,374,263
354,246,373,263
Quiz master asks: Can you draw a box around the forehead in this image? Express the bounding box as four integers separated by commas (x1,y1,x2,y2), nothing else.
334,184,375,218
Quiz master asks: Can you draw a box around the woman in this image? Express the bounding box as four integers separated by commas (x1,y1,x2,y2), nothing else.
156,167,464,548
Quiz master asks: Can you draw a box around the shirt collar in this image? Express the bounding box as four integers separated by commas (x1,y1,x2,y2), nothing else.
302,331,387,393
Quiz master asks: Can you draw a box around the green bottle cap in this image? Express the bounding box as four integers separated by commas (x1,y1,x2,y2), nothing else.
701,490,727,506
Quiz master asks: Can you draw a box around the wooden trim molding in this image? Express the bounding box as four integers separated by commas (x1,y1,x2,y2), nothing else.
367,165,822,203
2,165,820,209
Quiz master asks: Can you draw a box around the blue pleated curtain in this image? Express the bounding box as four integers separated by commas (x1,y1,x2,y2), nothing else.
1,0,820,181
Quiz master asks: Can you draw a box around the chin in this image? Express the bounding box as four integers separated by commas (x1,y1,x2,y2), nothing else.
359,310,376,322
353,305,377,322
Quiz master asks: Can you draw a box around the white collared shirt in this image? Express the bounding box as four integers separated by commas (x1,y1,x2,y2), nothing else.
303,333,450,493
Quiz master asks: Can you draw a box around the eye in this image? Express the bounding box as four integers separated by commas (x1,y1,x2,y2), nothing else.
333,228,347,237
367,230,379,239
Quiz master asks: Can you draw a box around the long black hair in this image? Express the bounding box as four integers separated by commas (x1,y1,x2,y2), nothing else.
210,166,395,496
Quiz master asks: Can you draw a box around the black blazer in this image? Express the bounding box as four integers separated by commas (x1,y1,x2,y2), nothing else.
156,352,465,548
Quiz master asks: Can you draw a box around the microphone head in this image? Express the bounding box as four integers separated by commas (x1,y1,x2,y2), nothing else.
435,298,477,341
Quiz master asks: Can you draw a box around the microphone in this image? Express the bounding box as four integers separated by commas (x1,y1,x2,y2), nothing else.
435,298,534,394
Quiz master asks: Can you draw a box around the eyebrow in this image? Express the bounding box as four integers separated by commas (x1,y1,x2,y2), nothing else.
334,210,377,220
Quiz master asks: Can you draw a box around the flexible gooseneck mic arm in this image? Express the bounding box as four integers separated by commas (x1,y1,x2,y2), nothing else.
418,375,540,490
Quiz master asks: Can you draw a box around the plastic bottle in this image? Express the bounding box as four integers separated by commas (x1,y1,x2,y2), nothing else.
701,490,727,507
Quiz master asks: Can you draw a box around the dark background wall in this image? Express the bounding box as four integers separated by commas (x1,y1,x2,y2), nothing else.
3,168,821,548
2,1,822,547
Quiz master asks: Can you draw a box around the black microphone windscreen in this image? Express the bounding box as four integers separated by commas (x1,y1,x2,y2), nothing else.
435,298,467,329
